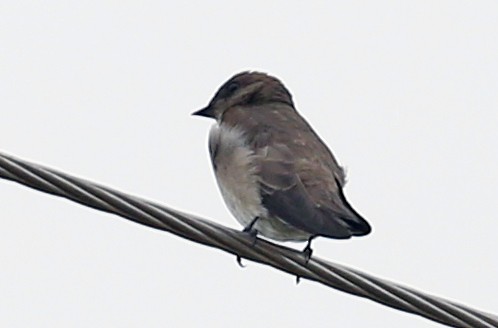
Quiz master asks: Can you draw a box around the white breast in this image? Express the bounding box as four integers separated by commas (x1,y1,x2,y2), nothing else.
209,123,266,227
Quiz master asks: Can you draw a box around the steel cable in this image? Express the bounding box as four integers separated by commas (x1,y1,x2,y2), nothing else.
0,152,497,328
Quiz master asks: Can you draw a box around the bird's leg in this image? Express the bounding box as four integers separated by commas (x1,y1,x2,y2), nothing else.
242,216,260,246
302,236,315,264
237,217,260,267
243,216,259,234
295,236,316,284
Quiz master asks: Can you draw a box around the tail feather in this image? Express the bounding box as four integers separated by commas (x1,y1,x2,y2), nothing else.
334,178,372,236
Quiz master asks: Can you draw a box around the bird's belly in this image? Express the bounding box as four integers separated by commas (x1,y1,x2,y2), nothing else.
213,141,263,228
210,124,311,242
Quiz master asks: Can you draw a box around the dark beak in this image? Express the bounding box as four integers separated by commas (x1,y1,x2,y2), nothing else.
192,105,215,118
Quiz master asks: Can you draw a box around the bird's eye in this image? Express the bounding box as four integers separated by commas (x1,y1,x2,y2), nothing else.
226,82,239,94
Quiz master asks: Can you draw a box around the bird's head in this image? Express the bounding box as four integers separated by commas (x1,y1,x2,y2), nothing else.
192,71,294,121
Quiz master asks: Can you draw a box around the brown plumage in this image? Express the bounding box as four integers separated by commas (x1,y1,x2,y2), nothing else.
193,71,371,250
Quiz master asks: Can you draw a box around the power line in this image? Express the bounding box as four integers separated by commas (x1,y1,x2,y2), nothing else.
0,152,496,328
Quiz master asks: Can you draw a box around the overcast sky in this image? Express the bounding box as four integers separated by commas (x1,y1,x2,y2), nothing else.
1,1,497,327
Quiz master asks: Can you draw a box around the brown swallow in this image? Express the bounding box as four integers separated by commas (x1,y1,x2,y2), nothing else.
193,72,371,263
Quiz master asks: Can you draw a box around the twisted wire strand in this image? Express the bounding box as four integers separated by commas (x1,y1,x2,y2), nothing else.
0,152,496,328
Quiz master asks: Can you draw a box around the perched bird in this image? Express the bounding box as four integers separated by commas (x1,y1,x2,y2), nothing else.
193,72,371,263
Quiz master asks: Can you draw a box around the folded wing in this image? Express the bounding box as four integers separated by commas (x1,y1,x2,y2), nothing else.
255,142,371,239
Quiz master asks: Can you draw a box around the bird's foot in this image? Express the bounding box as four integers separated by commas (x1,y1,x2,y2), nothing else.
236,255,245,267
243,227,258,245
302,236,315,264
242,216,259,247
296,237,316,283
295,251,311,282
236,217,260,267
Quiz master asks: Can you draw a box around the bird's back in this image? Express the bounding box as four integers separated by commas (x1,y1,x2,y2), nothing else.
221,103,371,238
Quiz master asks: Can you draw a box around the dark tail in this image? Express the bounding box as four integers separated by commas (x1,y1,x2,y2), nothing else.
335,178,372,236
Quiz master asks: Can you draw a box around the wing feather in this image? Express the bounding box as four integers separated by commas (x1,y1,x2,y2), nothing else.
222,103,371,238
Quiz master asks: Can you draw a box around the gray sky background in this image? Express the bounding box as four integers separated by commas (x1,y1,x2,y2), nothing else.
1,2,497,327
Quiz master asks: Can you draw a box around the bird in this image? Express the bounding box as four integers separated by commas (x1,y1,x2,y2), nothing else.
192,71,371,264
